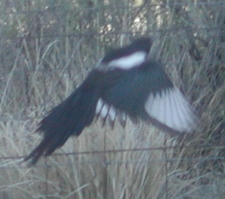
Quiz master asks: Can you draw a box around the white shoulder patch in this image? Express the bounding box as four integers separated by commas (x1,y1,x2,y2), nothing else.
107,51,146,70
144,87,197,133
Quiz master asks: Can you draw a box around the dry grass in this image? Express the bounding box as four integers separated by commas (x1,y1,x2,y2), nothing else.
0,0,224,198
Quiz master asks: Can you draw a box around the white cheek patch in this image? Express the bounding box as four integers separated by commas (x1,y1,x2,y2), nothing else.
144,87,197,133
107,51,146,70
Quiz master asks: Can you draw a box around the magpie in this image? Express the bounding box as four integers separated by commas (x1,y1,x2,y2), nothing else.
25,38,197,165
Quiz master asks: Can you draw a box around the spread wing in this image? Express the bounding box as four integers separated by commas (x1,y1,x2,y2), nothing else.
25,60,197,165
96,60,197,134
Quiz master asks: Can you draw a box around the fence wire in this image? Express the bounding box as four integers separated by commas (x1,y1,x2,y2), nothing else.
0,1,225,199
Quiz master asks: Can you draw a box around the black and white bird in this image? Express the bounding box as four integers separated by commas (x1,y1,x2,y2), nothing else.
25,37,197,165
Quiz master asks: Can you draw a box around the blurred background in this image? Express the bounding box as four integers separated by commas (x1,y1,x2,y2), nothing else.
0,0,224,198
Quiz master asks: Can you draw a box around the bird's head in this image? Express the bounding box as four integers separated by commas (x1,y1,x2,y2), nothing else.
100,37,152,70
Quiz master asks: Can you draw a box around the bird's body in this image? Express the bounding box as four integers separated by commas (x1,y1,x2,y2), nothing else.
25,38,197,165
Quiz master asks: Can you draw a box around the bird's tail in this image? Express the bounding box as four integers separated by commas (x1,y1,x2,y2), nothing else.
24,86,100,165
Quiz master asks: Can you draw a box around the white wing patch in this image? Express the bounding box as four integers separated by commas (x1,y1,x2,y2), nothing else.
95,98,103,115
107,51,146,70
144,87,197,133
108,106,117,122
95,98,126,127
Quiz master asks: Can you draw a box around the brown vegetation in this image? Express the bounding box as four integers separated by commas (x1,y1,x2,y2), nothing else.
0,0,224,198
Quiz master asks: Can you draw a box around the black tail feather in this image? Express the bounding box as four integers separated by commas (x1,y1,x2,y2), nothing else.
24,86,100,165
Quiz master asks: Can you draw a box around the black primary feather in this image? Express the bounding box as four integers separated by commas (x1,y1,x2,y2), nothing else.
25,71,102,165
